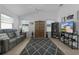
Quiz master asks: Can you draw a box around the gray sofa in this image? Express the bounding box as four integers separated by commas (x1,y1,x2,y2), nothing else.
0,29,26,54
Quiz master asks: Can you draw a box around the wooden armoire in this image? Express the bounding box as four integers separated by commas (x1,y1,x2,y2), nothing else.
35,21,45,38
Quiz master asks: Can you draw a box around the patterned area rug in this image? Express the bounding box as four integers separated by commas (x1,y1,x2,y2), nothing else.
21,38,64,55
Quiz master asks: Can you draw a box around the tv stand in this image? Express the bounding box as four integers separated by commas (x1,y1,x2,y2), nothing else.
60,32,79,49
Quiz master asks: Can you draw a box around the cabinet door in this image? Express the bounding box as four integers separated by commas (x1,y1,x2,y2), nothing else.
35,21,39,38
35,21,45,38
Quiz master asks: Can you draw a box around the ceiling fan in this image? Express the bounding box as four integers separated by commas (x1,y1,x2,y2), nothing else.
27,8,44,15
59,4,63,7
34,8,43,12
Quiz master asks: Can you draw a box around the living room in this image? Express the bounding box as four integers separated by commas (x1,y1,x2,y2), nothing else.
0,2,79,56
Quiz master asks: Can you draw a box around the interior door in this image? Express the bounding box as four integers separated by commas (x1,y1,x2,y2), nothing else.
35,21,45,38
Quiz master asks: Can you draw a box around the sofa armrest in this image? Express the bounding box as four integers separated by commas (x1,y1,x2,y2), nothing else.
0,46,1,54
0,39,9,54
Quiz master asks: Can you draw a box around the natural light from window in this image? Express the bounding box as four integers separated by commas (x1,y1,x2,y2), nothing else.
1,14,13,29
1,22,12,29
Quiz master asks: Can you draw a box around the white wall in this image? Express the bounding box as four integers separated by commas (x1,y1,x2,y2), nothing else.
0,5,20,30
58,4,79,22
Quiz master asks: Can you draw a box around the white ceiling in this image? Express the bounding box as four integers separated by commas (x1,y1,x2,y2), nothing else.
2,4,61,16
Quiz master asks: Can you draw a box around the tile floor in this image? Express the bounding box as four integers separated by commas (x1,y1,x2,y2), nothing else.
21,38,64,55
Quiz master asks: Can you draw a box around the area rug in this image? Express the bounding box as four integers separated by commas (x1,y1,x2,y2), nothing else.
21,38,64,55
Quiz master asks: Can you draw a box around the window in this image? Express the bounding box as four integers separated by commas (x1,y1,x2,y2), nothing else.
1,22,12,29
47,24,51,32
0,14,13,29
21,20,29,32
46,21,52,32
22,24,29,32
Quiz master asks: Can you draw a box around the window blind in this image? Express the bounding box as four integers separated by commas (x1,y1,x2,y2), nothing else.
1,14,13,24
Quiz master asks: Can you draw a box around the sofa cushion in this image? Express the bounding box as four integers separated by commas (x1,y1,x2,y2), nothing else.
16,36,21,39
0,33,9,40
9,38,16,43
20,35,24,37
7,32,15,39
15,31,20,37
13,37,20,40
0,30,4,33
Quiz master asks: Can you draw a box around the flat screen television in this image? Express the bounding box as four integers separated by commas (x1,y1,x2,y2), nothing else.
61,21,75,33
